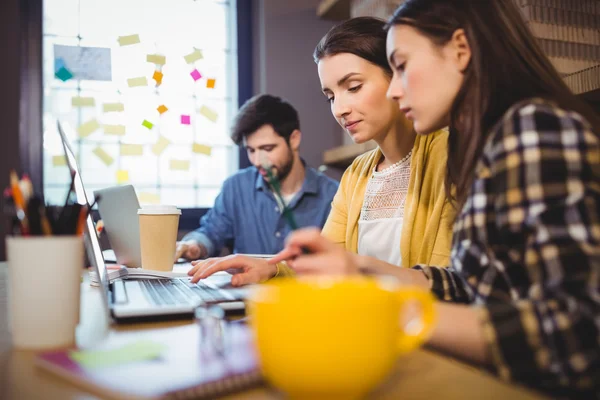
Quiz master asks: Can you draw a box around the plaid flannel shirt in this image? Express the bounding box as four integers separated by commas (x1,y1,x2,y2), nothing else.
415,98,600,398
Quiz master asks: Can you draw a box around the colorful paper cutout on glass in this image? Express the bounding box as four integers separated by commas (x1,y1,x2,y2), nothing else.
181,115,191,125
157,105,168,114
206,78,216,89
152,71,163,86
142,120,154,130
183,48,203,64
117,34,141,46
190,69,202,81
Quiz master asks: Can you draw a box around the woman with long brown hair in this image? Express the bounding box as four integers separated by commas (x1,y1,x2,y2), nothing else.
187,17,454,284
271,0,600,397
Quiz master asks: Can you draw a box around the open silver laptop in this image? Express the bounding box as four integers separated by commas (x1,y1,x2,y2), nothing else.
57,121,249,322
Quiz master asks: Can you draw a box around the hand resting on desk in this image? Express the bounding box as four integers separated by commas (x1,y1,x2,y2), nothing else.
188,254,278,287
174,240,207,261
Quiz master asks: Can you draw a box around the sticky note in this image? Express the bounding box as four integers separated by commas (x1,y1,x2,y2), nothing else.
69,340,166,368
54,57,66,73
78,118,100,138
52,155,67,166
152,71,163,86
152,135,170,156
55,67,73,82
184,48,203,64
71,97,95,107
146,54,166,65
103,102,125,112
192,143,212,156
142,120,154,130
103,124,126,136
92,147,114,166
127,77,148,87
117,34,140,46
116,170,129,184
190,69,202,81
157,105,168,114
120,144,144,156
199,105,218,123
170,159,190,171
181,115,191,125
206,78,216,89
138,192,161,205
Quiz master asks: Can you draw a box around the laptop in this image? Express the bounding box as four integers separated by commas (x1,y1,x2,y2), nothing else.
56,121,250,322
93,185,144,268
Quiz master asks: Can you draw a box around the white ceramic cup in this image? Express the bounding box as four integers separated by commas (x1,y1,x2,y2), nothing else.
6,236,83,349
138,205,181,271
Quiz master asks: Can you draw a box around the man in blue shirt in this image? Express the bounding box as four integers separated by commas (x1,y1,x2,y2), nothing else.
175,94,339,264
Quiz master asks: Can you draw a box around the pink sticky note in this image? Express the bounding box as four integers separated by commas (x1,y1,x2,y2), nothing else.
181,115,191,125
190,69,202,81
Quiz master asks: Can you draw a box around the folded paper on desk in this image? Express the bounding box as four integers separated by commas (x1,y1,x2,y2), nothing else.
35,324,262,400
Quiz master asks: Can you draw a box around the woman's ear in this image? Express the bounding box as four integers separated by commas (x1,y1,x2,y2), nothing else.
449,29,471,72
289,129,302,151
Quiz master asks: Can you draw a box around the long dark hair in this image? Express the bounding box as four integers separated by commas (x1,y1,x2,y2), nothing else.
387,0,600,207
313,16,391,76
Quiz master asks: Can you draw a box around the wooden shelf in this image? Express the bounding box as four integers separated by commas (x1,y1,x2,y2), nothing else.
323,141,377,169
316,0,350,20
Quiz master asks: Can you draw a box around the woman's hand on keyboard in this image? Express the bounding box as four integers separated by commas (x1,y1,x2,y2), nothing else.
188,255,277,286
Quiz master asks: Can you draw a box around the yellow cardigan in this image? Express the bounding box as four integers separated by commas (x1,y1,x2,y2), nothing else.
321,130,454,267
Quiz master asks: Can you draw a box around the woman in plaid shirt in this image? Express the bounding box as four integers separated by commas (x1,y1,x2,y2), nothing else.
271,0,600,397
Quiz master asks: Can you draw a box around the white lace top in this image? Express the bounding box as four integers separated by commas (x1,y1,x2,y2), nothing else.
357,151,412,265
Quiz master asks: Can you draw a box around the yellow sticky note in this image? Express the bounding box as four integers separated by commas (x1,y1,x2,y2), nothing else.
78,118,100,138
152,71,163,86
152,135,170,156
138,192,160,205
192,143,212,156
206,79,216,89
118,34,140,46
93,147,114,166
52,155,67,167
184,48,203,64
199,105,218,123
116,170,129,184
147,54,166,65
170,159,190,171
104,124,126,136
127,77,148,87
120,144,144,156
103,102,125,112
72,97,95,107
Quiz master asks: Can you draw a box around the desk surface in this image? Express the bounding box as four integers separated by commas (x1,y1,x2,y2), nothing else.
0,263,549,400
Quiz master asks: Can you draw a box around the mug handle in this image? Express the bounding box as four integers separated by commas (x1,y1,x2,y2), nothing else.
396,287,437,354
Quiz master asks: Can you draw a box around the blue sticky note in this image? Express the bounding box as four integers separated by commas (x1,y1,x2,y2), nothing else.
55,67,74,82
54,57,66,73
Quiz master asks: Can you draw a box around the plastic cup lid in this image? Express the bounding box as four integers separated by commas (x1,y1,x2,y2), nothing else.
137,205,182,215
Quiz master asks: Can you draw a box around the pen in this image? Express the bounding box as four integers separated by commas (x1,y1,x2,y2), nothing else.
9,170,29,235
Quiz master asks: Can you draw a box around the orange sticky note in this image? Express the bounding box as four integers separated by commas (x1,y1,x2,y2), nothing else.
157,105,168,114
152,71,163,86
206,79,216,89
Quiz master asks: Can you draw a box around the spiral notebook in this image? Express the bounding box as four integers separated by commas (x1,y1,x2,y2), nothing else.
35,323,262,399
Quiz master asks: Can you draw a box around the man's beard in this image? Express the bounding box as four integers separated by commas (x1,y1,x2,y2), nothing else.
269,149,295,183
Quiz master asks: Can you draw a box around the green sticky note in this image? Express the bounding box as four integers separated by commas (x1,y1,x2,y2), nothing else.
142,119,154,130
55,67,73,82
69,340,166,368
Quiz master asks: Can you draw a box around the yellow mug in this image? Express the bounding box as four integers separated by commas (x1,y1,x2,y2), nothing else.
248,276,436,399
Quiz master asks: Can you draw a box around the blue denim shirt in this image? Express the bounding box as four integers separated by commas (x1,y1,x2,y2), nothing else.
182,165,339,256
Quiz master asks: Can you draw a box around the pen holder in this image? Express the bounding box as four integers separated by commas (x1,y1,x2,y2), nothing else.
6,236,83,349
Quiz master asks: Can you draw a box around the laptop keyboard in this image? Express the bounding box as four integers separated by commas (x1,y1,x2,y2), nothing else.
140,279,237,307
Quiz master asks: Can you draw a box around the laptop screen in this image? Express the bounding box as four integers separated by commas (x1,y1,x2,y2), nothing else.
57,121,111,312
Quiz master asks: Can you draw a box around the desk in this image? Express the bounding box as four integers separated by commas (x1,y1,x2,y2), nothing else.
0,263,549,400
